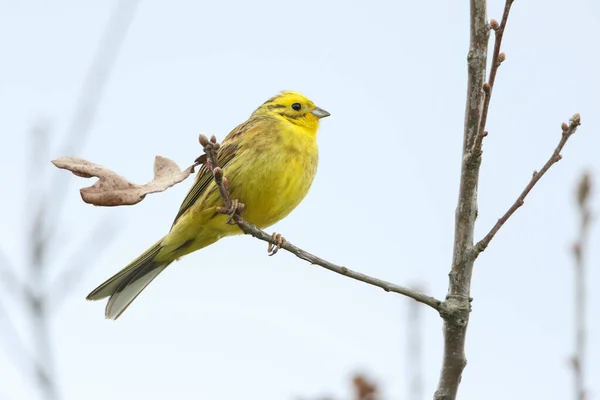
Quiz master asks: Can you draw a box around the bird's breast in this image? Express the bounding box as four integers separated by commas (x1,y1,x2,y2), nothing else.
234,131,318,229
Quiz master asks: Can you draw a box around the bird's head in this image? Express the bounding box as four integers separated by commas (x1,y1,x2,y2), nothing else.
253,91,330,133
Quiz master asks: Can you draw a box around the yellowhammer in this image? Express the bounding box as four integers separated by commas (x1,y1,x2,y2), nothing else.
87,91,330,319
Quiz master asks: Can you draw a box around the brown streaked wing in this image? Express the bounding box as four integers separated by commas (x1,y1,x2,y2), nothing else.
170,118,260,227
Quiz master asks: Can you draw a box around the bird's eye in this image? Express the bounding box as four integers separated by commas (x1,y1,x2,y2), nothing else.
291,103,302,111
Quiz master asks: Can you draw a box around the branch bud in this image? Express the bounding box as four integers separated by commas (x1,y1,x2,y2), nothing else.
199,134,209,146
490,19,500,30
561,122,569,132
213,167,223,180
498,53,506,63
483,82,491,93
210,135,217,144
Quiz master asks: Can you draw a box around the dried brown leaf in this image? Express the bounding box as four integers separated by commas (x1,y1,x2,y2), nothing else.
51,156,195,206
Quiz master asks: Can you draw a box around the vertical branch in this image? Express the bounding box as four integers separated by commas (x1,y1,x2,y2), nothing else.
571,172,592,400
28,198,57,400
434,0,489,399
26,123,58,400
407,288,424,400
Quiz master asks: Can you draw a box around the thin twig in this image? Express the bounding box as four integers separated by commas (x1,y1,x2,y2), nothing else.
475,114,581,254
472,0,514,152
571,172,592,400
434,0,490,398
197,135,443,311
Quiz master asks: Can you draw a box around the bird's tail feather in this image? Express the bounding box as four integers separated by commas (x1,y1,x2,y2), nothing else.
86,240,172,320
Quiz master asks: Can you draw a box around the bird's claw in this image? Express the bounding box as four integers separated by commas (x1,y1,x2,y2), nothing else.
216,199,245,224
268,233,286,256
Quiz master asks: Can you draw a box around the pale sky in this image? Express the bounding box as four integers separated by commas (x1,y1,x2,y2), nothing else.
1,1,599,399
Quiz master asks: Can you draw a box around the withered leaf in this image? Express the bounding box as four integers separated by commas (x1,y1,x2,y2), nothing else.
51,156,196,206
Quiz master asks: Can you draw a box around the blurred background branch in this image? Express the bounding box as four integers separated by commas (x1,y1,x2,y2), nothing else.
407,286,424,400
571,171,593,400
0,1,139,399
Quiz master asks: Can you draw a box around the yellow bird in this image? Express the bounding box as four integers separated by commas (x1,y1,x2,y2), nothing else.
86,91,330,319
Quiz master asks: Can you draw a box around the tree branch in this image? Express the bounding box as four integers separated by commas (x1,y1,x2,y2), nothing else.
475,114,581,254
571,172,592,400
197,135,443,312
434,0,581,398
434,0,490,398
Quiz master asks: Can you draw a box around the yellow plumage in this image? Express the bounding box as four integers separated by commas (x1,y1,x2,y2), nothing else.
86,91,330,319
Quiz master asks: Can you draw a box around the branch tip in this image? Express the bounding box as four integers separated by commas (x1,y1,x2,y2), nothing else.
198,134,209,146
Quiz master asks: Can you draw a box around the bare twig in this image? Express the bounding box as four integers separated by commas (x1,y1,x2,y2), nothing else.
197,134,443,311
472,0,513,152
434,0,490,398
475,114,581,254
571,172,592,400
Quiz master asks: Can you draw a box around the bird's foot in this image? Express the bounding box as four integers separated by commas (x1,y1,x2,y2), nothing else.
268,232,286,256
216,199,245,224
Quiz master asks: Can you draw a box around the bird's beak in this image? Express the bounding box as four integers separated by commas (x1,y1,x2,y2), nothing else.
311,107,330,119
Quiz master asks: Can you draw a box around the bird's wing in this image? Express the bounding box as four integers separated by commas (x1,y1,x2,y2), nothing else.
170,118,260,227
